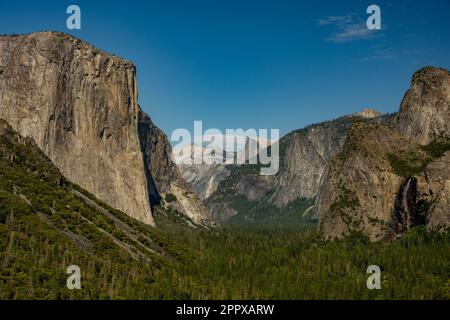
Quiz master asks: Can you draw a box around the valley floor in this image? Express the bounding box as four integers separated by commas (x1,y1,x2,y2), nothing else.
150,224,450,300
1,214,449,299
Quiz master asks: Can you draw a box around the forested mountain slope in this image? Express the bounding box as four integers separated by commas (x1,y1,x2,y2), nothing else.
0,118,182,298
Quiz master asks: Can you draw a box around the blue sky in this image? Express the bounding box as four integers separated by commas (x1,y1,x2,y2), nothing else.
0,0,449,138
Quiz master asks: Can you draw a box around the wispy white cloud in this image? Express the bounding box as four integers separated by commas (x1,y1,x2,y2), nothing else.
317,14,353,27
329,24,373,43
317,13,381,43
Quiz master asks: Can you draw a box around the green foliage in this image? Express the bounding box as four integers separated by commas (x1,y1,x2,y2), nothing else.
330,187,360,214
329,185,361,230
209,162,317,227
226,196,317,228
388,138,450,178
421,138,450,158
387,151,431,178
153,206,204,233
444,280,450,300
165,193,177,203
0,127,180,299
151,226,450,299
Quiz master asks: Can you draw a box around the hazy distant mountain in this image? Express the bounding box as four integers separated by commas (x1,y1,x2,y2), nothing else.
175,144,231,201
176,137,273,201
196,110,390,226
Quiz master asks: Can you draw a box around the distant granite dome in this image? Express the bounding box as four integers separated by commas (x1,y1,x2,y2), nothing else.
352,109,383,119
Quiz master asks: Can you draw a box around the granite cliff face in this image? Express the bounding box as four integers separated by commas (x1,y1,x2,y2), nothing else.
317,67,450,241
272,116,359,207
0,32,208,226
317,123,410,241
417,152,450,230
397,67,450,145
180,162,231,201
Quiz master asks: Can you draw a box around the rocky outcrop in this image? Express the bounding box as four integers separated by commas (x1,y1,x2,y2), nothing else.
317,123,413,241
180,163,231,201
317,67,450,240
138,113,211,225
352,108,383,119
417,152,450,230
0,31,208,226
272,116,357,207
397,67,450,145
